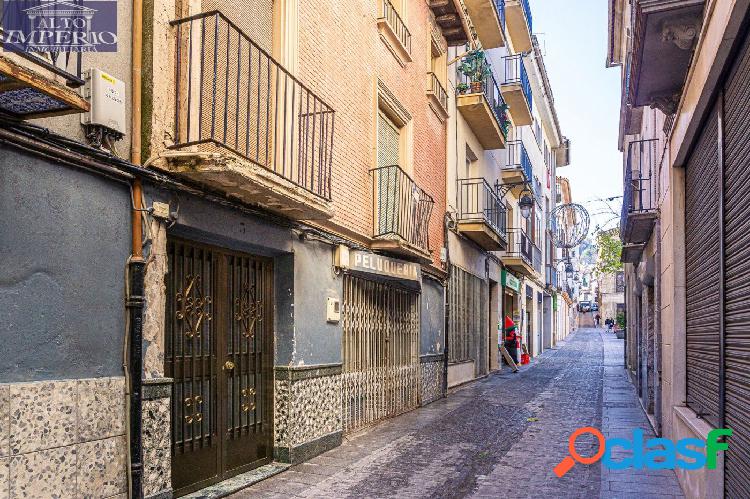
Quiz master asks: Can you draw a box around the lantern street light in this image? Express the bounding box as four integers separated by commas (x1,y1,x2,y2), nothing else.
564,260,574,280
519,194,534,219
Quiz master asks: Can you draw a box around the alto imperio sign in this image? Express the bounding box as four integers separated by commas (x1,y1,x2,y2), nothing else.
350,251,421,282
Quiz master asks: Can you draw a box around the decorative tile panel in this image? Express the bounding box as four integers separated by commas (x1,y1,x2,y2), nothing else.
77,436,128,497
420,360,445,405
78,377,126,442
142,398,171,497
274,369,342,448
10,446,77,498
9,380,77,455
0,385,8,458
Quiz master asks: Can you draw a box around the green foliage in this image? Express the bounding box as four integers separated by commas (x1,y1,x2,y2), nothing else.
616,312,626,329
459,50,492,83
595,229,623,275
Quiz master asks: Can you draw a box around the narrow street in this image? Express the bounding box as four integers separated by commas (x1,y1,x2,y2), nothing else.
230,329,683,499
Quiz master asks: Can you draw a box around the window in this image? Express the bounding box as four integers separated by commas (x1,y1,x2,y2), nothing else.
378,112,401,168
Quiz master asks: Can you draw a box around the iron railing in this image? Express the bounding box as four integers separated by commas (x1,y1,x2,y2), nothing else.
546,265,560,289
502,54,532,113
506,228,534,266
380,0,412,53
170,12,335,200
457,60,510,138
621,138,658,239
0,6,84,87
504,140,532,181
429,72,448,112
532,243,542,274
519,0,533,33
372,165,435,251
456,178,508,238
495,0,506,32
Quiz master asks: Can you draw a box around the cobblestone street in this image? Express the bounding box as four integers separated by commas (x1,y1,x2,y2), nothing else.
231,328,684,499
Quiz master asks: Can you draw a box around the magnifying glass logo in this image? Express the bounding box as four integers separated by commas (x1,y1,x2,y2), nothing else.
553,427,606,478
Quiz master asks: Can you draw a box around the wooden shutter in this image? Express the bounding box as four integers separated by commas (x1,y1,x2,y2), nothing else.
721,29,750,498
684,101,721,428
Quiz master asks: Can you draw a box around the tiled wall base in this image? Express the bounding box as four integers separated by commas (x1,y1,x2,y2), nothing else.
143,378,172,499
0,377,127,498
274,365,342,464
420,355,445,406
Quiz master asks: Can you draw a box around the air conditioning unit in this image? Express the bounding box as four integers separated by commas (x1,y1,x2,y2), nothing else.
81,68,126,136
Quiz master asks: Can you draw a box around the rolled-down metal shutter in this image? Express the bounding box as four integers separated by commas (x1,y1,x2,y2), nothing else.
722,29,750,498
685,101,720,428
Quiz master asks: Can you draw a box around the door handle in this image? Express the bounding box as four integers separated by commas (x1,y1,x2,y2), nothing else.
223,360,236,371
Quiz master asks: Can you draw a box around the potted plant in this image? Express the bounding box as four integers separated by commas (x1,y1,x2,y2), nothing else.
459,49,492,94
456,82,469,94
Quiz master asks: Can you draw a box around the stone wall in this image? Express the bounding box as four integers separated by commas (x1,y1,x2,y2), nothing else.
0,377,127,497
274,365,342,464
420,355,445,406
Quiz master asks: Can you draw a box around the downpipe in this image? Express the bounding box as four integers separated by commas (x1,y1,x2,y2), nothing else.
443,212,453,396
126,258,146,499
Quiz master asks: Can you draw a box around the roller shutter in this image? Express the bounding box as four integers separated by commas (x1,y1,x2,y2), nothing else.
684,101,720,428
722,29,750,499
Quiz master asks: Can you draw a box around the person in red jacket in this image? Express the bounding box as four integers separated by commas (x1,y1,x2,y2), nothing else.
503,316,519,365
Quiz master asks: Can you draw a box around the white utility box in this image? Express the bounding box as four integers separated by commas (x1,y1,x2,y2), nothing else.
82,68,126,135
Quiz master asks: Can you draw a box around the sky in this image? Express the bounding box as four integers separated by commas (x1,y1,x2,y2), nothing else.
531,0,624,233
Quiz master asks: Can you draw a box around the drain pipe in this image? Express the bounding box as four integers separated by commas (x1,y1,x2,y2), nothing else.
443,212,452,396
127,0,145,494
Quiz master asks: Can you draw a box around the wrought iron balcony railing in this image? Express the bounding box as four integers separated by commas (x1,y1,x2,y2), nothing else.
504,140,532,181
506,228,534,266
532,243,542,274
372,165,434,251
170,11,335,200
457,63,510,139
380,0,411,53
429,72,448,113
519,0,533,32
546,265,560,289
457,178,508,237
496,0,507,32
621,138,658,240
502,54,532,113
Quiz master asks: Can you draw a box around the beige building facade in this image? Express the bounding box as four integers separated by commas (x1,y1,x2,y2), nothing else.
609,0,750,496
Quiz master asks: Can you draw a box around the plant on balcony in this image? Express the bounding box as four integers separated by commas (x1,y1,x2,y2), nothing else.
495,102,511,138
457,82,470,94
459,49,491,93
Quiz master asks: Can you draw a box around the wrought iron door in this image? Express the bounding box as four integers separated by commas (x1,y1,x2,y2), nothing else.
342,274,419,433
166,239,273,496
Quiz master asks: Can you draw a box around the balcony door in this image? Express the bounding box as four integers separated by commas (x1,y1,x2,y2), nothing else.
376,111,402,237
166,238,274,496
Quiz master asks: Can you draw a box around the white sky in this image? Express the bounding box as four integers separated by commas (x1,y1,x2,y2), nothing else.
532,0,624,233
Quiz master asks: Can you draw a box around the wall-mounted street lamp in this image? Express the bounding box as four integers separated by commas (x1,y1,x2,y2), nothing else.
519,193,534,219
564,260,574,280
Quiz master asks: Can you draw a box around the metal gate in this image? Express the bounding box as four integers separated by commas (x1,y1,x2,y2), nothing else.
342,274,419,433
448,266,487,373
166,239,274,495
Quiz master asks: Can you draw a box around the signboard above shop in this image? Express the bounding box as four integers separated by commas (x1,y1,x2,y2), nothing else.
502,269,521,294
335,246,422,285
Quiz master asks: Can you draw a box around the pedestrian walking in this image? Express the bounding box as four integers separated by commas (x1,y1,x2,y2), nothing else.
594,314,601,328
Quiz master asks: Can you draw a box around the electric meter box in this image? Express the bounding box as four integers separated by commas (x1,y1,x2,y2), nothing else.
82,68,126,135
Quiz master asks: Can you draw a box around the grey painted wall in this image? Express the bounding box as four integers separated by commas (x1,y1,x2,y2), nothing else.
290,239,342,366
0,145,131,382
420,276,445,356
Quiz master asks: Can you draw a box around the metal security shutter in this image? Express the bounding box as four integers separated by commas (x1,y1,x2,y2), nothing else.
448,266,486,374
685,101,721,428
722,29,750,498
342,275,420,433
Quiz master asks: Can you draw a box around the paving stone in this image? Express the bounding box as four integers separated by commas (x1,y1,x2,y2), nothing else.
227,329,684,498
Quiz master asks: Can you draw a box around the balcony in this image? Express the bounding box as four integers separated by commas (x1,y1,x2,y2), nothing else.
621,139,659,263
500,54,532,126
502,228,538,277
463,0,506,49
378,0,412,65
456,62,510,149
372,165,435,262
163,12,335,221
428,0,471,47
628,0,705,114
456,178,508,251
505,0,533,52
501,140,532,185
427,72,449,120
0,29,88,118
546,265,561,291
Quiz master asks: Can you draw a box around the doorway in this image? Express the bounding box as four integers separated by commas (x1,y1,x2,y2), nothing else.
166,238,274,496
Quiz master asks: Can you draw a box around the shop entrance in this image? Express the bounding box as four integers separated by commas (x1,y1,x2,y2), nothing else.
342,274,420,433
166,238,274,496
